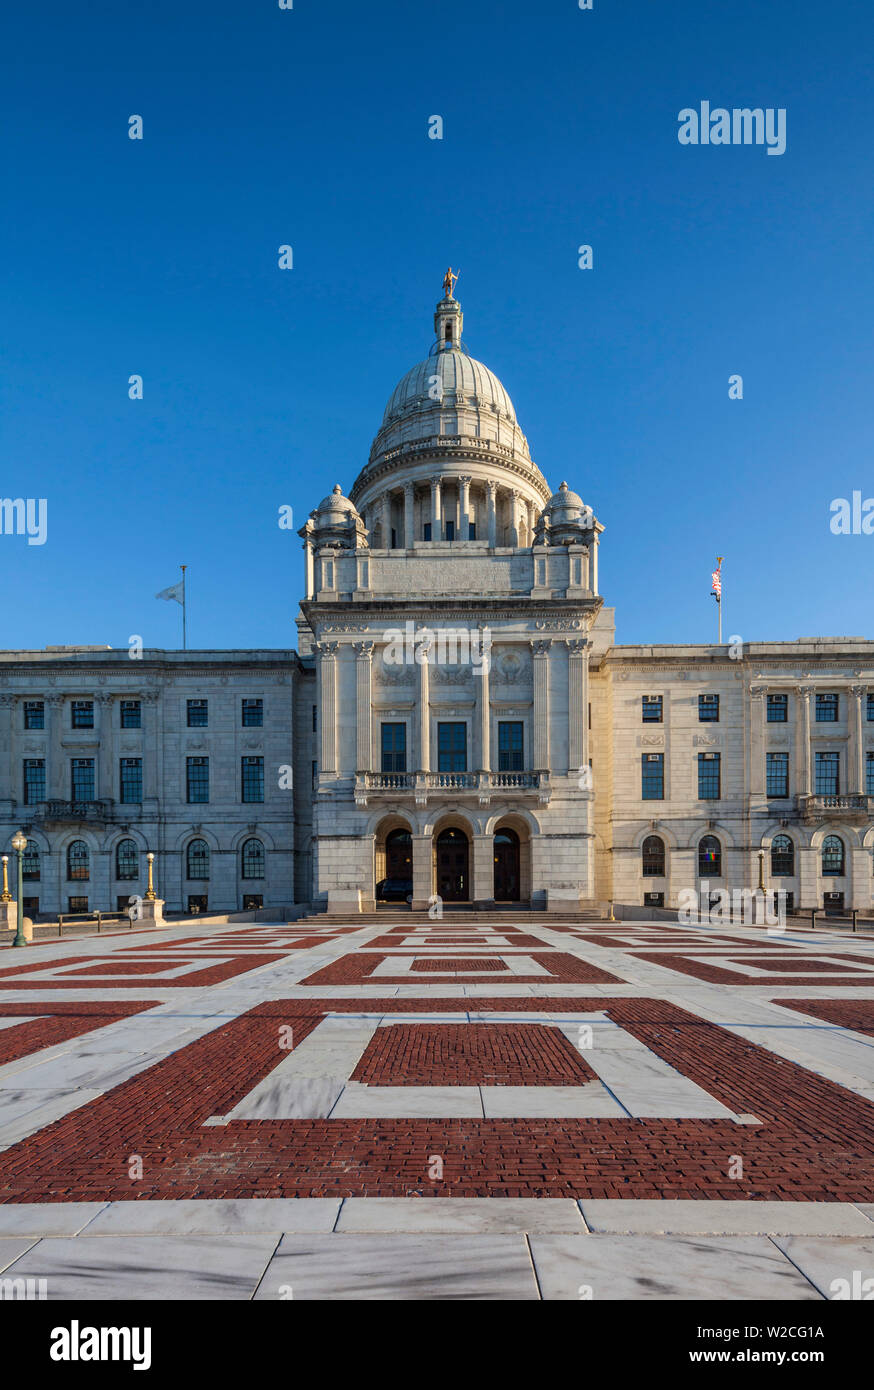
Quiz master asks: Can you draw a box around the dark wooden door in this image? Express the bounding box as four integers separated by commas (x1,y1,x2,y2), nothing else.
436,829,469,901
493,830,520,901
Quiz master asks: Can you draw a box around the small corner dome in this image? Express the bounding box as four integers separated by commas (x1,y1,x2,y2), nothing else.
546,481,585,520
317,483,358,521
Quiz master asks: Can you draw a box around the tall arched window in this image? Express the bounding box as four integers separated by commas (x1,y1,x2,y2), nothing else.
67,840,89,881
642,835,666,877
115,839,138,880
22,840,40,880
698,835,722,878
186,839,210,880
241,838,265,879
822,835,845,876
770,835,795,877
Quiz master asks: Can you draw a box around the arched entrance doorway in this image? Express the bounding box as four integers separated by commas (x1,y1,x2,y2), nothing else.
374,819,413,905
493,827,520,901
435,827,469,902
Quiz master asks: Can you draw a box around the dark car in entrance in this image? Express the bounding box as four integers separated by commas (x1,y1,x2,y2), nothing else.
376,877,413,903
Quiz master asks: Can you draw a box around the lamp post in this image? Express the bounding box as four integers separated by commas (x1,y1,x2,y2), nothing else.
11,832,28,948
145,852,156,901
0,855,11,902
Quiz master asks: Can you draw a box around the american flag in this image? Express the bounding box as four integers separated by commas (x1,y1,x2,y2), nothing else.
711,559,722,601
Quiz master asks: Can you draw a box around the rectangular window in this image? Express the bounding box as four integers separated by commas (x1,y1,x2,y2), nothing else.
814,751,840,796
312,704,317,733
816,693,838,722
68,896,88,914
437,722,467,773
641,753,664,800
120,700,141,729
867,694,874,722
445,520,455,541
468,522,476,540
119,757,143,803
186,756,209,803
71,700,94,729
767,693,788,723
241,755,264,802
867,752,874,796
71,758,95,800
23,701,44,729
423,522,432,541
698,752,721,799
641,695,663,723
698,694,719,722
644,891,665,908
498,721,524,772
187,699,208,727
242,698,263,727
766,752,789,798
23,759,45,805
381,723,407,773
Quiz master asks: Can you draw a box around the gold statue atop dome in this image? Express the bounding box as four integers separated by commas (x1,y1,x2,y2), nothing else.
442,266,459,298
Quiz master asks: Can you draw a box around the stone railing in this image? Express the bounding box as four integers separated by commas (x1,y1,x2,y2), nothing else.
799,794,872,822
354,770,549,806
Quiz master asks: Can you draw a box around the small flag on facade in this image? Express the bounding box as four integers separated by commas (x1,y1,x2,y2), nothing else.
155,565,188,649
155,581,184,604
710,556,723,601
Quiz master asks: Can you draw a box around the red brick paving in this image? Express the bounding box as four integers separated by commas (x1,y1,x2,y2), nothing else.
409,958,508,972
632,952,874,986
0,1002,153,1067
0,955,284,989
299,951,624,987
350,1023,597,1086
777,999,874,1037
1,994,873,1201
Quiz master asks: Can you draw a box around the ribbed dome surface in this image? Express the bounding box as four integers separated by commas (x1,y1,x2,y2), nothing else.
382,348,517,427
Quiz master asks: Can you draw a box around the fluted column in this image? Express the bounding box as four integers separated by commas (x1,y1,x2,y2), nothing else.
531,640,551,770
566,639,588,774
459,475,471,541
303,527,315,599
749,685,766,797
417,638,431,771
381,493,391,549
316,642,338,773
797,687,812,796
487,481,497,548
525,500,536,547
403,483,415,549
96,693,114,800
48,694,65,797
508,489,520,547
850,685,865,794
142,690,159,803
429,477,443,542
355,642,374,772
477,634,491,772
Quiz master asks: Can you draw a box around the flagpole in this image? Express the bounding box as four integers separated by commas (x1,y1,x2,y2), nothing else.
716,556,723,645
181,565,187,650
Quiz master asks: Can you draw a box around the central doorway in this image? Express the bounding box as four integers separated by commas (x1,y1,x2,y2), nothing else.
436,827,469,902
493,827,520,901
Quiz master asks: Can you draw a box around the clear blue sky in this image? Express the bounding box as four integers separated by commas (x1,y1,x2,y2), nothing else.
2,0,872,651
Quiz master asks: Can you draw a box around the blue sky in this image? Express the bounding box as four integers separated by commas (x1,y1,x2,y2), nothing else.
2,0,872,650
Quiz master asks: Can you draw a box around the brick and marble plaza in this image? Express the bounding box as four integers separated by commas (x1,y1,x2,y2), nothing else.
0,909,872,1300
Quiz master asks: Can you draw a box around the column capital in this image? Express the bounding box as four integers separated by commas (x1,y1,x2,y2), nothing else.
749,684,766,699
313,640,339,658
403,480,415,495
530,639,552,657
458,474,472,486
353,641,374,660
565,638,589,655
429,474,443,488
850,683,866,699
486,479,498,496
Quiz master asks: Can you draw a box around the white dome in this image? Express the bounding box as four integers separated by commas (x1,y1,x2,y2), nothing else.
316,483,358,522
381,349,518,428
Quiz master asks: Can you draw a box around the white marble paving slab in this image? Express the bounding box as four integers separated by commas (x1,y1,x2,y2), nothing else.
254,1233,539,1300
529,1234,821,1300
81,1198,341,1236
579,1200,874,1236
770,1236,874,1299
2,1234,279,1299
335,1197,585,1234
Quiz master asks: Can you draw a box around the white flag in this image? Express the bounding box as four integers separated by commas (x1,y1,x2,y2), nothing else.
155,581,184,604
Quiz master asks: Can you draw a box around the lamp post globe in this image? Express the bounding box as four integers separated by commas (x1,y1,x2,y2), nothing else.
10,832,28,948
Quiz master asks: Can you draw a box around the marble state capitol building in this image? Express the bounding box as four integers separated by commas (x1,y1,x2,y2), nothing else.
3,282,874,919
